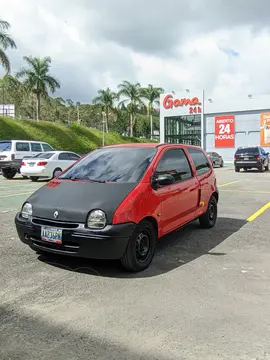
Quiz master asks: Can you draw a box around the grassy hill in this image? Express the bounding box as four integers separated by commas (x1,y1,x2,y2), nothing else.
0,117,156,154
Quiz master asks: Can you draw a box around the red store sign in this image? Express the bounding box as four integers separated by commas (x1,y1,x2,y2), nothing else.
163,94,202,114
215,115,235,148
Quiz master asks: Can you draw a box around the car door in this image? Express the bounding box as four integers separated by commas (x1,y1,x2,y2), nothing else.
30,142,43,157
153,147,200,234
15,142,31,160
57,152,73,170
186,148,213,216
67,152,81,166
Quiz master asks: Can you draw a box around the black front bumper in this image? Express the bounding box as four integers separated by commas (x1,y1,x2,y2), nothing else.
15,213,136,260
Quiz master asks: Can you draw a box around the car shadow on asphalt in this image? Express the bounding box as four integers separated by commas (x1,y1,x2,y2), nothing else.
37,216,246,279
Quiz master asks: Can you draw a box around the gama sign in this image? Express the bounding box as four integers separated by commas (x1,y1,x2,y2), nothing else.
162,94,202,114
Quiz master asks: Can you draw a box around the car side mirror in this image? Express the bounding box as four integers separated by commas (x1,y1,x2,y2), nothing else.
151,173,175,189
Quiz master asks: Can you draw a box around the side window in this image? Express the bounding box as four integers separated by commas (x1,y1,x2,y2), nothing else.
16,142,30,152
58,152,70,160
42,143,54,152
155,148,193,183
68,153,80,160
31,143,42,152
187,148,210,176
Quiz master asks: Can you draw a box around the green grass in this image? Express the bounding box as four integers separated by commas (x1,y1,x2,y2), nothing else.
0,117,157,154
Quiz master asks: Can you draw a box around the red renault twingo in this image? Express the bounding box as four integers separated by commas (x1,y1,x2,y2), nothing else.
15,143,218,272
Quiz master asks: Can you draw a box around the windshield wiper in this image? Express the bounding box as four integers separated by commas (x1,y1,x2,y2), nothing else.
64,176,106,183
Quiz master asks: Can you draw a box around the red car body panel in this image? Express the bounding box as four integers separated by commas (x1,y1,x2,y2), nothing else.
112,144,217,239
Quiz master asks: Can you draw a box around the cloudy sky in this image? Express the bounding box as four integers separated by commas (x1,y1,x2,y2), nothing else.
1,0,270,103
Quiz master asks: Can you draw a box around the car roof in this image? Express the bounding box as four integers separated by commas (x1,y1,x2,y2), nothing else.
102,143,203,150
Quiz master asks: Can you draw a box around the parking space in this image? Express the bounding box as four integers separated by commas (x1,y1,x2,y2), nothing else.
1,166,270,359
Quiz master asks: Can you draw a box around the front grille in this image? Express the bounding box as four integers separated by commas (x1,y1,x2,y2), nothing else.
32,217,79,229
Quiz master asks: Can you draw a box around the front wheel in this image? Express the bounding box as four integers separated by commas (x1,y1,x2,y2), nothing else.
220,161,224,168
121,220,157,272
199,196,217,229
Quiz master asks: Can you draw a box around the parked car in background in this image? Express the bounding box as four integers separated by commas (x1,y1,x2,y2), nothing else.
206,152,224,167
234,146,269,172
20,151,81,181
0,140,54,179
15,143,218,272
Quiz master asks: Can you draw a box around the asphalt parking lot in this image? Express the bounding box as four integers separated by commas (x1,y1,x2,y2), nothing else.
1,167,270,360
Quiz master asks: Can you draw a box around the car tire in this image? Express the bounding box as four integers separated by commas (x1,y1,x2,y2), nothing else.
258,163,264,172
235,167,240,172
265,163,269,171
2,169,17,179
52,168,62,179
220,161,224,168
120,220,157,272
30,176,39,182
22,175,28,179
199,195,218,229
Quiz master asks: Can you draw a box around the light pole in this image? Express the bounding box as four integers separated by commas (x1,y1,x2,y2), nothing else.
102,111,105,146
76,101,80,123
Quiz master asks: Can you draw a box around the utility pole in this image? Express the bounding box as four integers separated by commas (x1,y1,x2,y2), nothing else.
102,111,105,146
76,101,80,123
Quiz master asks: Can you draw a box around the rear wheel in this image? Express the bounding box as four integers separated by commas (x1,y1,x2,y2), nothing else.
30,176,39,182
258,163,264,172
2,169,17,179
199,195,217,229
235,167,240,172
52,168,62,179
121,220,157,272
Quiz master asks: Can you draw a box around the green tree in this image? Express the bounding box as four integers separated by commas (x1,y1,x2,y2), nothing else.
93,88,118,132
141,84,164,139
16,56,60,121
0,20,17,74
117,81,144,137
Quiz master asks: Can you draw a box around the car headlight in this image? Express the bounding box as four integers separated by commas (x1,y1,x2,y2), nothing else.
87,210,106,229
21,202,32,219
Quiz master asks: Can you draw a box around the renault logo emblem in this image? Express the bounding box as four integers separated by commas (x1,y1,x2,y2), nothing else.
53,211,59,219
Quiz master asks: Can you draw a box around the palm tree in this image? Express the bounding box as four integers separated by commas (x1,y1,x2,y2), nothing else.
16,56,60,121
93,88,118,132
0,20,17,74
141,84,164,139
117,81,144,137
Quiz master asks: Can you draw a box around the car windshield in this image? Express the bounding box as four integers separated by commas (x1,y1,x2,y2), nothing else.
59,147,157,183
236,147,259,155
32,152,55,159
0,141,12,152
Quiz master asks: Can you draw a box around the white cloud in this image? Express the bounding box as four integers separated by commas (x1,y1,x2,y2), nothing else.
1,0,270,102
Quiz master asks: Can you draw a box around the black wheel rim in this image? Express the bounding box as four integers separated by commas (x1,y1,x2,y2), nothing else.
135,230,151,263
208,201,217,224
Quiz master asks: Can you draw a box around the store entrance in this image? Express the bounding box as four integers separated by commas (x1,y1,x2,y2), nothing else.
164,114,202,145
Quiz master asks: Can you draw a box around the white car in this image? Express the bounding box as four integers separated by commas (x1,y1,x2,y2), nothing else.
20,151,81,181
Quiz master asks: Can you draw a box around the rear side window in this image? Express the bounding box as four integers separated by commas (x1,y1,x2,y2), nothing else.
68,153,81,160
187,148,210,176
33,152,54,159
0,141,12,152
42,143,54,152
31,143,42,152
156,148,193,182
58,153,70,160
16,142,30,151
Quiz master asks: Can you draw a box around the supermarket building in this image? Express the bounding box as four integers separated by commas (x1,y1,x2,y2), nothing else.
159,90,270,161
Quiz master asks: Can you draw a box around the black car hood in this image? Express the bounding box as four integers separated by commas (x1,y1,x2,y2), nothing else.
27,181,137,223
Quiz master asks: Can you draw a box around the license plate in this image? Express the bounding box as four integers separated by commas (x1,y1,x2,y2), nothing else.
244,157,249,160
41,227,62,244
28,162,34,167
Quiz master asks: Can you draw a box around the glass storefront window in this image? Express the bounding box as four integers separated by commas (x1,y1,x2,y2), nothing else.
164,114,201,146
